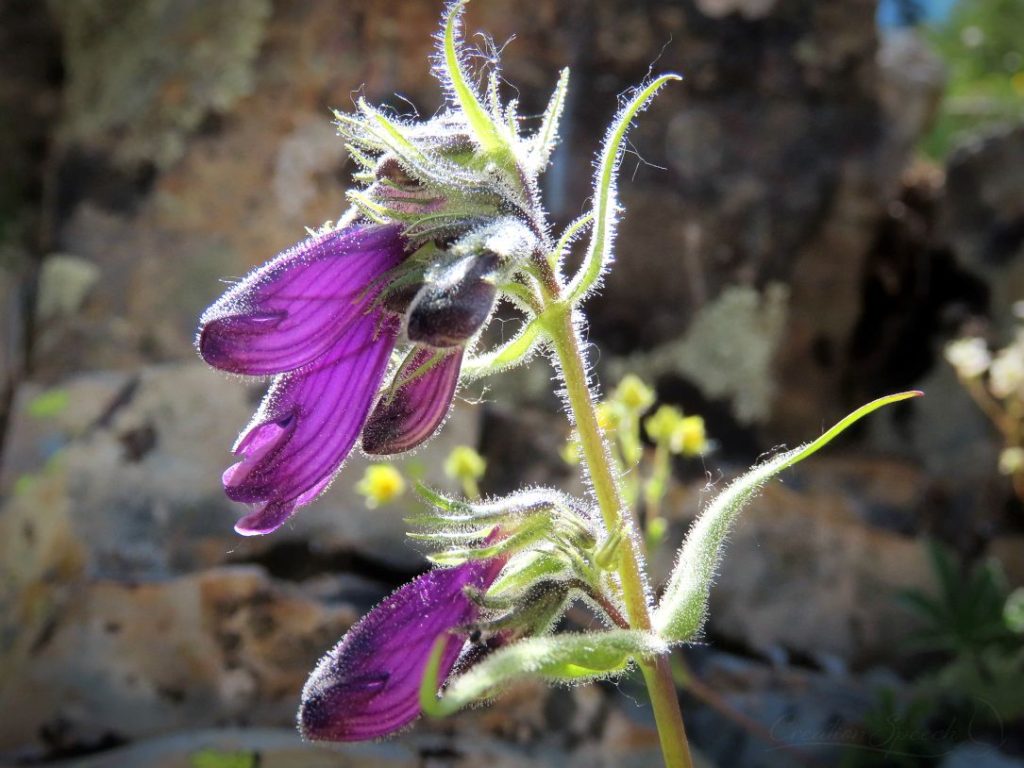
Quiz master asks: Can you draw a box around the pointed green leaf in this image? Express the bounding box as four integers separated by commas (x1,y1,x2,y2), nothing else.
653,391,922,642
440,0,507,157
566,75,681,302
462,317,545,380
530,68,570,173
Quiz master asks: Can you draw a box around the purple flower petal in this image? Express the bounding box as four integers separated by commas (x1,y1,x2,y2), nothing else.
226,312,400,535
361,346,463,455
299,556,504,742
198,224,406,375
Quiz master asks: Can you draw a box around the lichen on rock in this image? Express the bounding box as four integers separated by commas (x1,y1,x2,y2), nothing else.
611,284,789,425
52,0,271,169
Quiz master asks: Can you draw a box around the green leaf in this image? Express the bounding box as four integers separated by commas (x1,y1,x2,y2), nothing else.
420,629,665,717
487,550,573,597
549,211,593,271
189,750,257,768
653,391,922,642
462,317,545,380
529,67,570,173
440,0,508,158
566,75,681,303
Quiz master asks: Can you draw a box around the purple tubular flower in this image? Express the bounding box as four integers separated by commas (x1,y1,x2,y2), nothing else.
199,225,407,376
299,555,505,742
361,346,464,455
198,224,410,535
198,223,499,534
223,313,401,535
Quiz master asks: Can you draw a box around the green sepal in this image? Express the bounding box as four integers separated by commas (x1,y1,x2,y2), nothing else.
528,67,570,175
426,513,551,566
652,391,923,642
420,629,667,718
439,1,513,162
487,550,573,598
406,525,496,545
566,75,681,303
461,317,546,380
474,580,575,637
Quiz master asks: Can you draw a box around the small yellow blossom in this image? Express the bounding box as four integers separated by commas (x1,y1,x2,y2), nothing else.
676,415,707,456
356,464,406,508
595,401,620,433
560,438,582,466
645,406,707,456
613,374,655,413
444,445,487,483
644,404,685,444
1013,72,1024,98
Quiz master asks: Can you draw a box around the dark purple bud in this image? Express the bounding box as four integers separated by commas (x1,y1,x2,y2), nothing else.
380,280,424,315
406,253,499,348
299,555,505,742
362,346,463,455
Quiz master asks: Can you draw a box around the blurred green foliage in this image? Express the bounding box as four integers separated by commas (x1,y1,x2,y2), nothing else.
922,0,1024,158
27,388,70,419
845,542,1023,765
189,750,258,768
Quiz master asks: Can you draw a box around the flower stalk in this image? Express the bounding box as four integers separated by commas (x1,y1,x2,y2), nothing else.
542,306,693,768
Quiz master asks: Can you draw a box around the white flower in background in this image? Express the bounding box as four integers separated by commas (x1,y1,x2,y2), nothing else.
944,337,991,379
989,345,1024,399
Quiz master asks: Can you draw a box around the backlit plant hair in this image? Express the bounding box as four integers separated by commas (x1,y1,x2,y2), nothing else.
196,3,919,765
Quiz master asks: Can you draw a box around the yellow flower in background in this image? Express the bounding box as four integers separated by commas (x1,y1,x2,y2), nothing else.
444,446,487,483
356,464,406,508
613,374,655,413
644,405,707,456
595,401,620,433
676,416,707,457
644,404,685,444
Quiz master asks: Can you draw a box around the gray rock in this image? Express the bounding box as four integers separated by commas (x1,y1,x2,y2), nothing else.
658,471,937,665
0,361,482,581
0,566,356,754
37,728,416,768
877,30,947,170
685,649,875,768
940,743,1024,768
940,126,1024,338
34,254,101,322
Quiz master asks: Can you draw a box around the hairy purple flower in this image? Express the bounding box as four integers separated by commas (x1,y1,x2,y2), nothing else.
198,224,490,535
299,555,505,742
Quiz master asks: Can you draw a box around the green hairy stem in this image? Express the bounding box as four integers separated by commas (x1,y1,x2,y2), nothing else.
542,305,694,768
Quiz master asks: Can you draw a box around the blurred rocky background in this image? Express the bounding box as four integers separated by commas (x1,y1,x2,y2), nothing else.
1,0,1023,766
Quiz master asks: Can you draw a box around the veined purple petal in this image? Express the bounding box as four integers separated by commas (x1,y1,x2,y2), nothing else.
198,224,406,375
361,346,463,455
299,556,505,742
226,312,400,535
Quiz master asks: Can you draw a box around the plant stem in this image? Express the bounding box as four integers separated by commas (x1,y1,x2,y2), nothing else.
545,306,693,768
